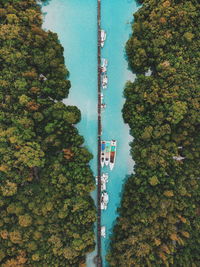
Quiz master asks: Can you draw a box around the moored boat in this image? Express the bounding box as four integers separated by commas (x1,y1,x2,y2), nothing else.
101,103,106,110
109,140,117,170
105,141,111,166
101,65,107,73
102,74,108,89
101,29,106,47
102,58,108,66
101,58,108,73
101,191,109,210
101,201,106,210
101,92,106,110
101,173,108,191
101,226,106,238
101,141,106,168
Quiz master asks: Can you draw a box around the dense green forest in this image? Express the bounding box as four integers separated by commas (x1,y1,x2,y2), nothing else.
0,0,96,266
108,0,200,266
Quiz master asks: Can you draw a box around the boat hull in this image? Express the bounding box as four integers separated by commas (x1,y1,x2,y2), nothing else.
101,141,106,168
104,141,111,166
110,163,114,171
105,159,109,166
109,140,117,170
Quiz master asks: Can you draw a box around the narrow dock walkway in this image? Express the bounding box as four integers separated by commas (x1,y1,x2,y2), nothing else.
97,0,102,267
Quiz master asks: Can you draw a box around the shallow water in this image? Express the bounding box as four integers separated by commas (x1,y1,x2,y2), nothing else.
42,1,138,266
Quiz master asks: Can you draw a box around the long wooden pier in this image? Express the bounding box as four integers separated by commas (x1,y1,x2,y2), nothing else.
97,0,102,266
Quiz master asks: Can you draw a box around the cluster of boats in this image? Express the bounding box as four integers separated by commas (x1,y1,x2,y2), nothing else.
101,58,108,90
99,141,117,238
101,30,108,99
101,60,108,110
99,30,116,239
101,58,108,111
100,174,109,238
96,174,108,237
101,140,117,170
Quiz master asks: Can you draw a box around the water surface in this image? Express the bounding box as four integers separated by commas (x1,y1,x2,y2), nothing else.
100,1,137,266
42,1,138,266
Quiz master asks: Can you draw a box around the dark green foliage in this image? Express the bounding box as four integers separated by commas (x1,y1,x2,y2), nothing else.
108,1,200,266
0,0,96,266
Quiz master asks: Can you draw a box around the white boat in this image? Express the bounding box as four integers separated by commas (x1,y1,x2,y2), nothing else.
105,141,111,166
101,226,106,238
101,103,106,110
101,141,106,168
101,65,107,73
101,173,108,191
102,58,108,67
101,58,108,73
101,30,106,47
109,140,117,170
103,191,109,204
102,74,108,89
101,191,109,210
101,201,106,210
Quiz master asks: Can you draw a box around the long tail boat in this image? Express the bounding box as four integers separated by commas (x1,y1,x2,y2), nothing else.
105,141,111,166
101,141,106,168
109,140,117,170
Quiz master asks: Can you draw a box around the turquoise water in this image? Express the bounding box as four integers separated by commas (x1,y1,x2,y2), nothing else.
42,1,138,266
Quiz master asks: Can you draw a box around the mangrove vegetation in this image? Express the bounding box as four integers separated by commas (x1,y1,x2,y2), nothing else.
108,0,200,266
0,0,96,266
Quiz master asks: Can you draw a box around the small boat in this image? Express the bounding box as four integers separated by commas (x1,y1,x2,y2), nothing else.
101,103,106,110
101,66,107,73
101,201,106,210
102,58,108,66
101,30,106,47
110,140,117,170
101,58,108,73
101,226,106,238
102,74,108,89
105,141,111,166
101,191,109,210
101,173,108,191
101,141,106,168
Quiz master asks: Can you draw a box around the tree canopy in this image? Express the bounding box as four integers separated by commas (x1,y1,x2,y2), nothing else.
108,0,200,266
0,0,96,266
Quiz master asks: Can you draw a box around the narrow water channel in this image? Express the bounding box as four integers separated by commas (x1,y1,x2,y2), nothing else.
100,1,138,266
42,1,138,266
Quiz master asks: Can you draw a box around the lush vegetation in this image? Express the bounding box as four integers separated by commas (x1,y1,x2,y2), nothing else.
108,0,200,266
0,0,96,266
